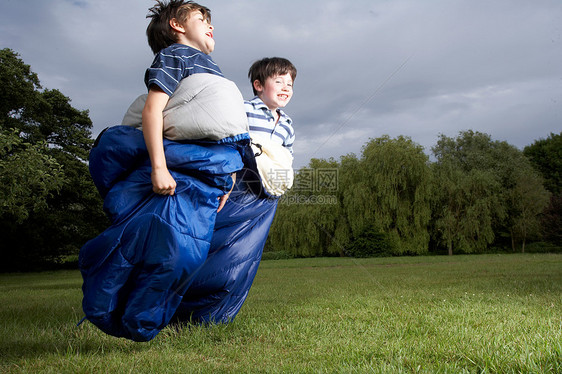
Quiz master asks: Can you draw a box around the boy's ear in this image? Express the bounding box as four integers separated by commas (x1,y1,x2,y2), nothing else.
170,18,185,33
253,79,263,93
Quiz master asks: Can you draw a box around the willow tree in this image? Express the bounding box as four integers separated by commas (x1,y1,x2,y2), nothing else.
341,135,432,254
268,158,344,257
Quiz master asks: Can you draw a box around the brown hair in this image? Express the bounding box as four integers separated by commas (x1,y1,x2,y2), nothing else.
146,0,211,54
248,57,297,96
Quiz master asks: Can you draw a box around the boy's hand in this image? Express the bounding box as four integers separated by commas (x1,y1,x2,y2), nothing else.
151,167,176,195
217,173,236,212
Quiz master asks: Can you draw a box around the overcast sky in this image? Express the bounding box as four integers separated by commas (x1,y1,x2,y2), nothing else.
1,0,561,168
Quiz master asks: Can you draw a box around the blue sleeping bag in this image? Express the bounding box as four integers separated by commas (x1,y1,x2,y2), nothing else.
172,165,278,324
79,126,277,341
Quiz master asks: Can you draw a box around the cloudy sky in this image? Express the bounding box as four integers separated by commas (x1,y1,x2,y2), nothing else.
1,0,560,168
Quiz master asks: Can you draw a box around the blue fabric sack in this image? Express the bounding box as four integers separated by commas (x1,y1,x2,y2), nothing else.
79,126,277,341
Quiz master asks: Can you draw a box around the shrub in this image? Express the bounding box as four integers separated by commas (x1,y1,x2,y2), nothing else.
346,229,393,258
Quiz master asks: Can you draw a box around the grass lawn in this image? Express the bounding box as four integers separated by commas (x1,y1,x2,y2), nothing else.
0,253,561,373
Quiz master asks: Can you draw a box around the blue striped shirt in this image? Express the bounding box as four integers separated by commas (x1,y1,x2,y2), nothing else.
144,44,223,96
245,96,295,153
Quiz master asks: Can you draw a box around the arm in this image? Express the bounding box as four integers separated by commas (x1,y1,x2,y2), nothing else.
142,86,176,195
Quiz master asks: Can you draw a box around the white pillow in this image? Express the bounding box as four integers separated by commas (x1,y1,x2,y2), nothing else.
250,134,294,196
122,73,249,141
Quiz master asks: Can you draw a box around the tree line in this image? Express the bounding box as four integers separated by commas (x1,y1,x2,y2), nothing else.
267,132,560,257
1,48,560,270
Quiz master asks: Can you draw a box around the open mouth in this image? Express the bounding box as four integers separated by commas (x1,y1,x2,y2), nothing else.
207,32,214,39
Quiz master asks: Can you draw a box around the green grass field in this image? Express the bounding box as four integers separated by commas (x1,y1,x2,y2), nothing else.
1,254,561,373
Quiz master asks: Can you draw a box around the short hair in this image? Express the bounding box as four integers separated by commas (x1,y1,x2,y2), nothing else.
146,0,211,54
248,57,297,96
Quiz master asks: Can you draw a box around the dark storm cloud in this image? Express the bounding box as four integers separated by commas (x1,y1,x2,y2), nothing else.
1,0,560,168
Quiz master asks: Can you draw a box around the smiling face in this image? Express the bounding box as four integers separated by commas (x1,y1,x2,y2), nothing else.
254,73,294,111
172,10,215,54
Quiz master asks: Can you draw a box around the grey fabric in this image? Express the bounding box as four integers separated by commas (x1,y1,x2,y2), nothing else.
122,73,249,141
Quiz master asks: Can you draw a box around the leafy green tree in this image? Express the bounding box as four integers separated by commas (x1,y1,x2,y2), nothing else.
540,194,562,245
269,158,344,257
487,139,551,251
508,170,550,252
431,131,503,254
524,132,562,195
0,129,64,223
342,135,432,255
431,161,502,255
523,133,561,248
330,153,361,254
0,48,107,271
431,130,549,253
0,49,42,123
270,136,432,258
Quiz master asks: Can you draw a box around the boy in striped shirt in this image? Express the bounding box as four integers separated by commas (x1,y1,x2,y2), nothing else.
142,1,227,200
245,57,297,154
